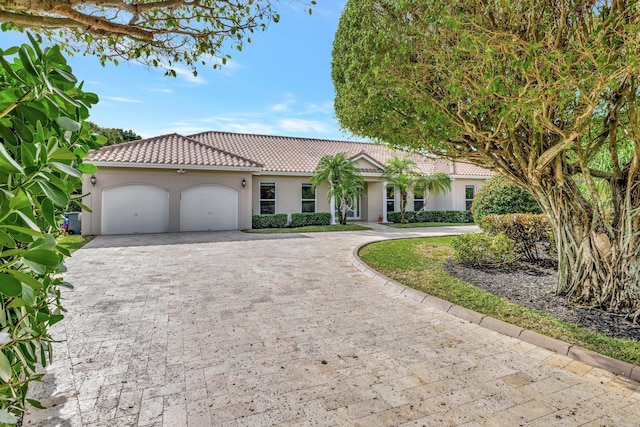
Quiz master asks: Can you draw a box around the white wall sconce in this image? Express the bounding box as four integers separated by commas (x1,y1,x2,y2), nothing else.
242,178,247,188
90,175,97,186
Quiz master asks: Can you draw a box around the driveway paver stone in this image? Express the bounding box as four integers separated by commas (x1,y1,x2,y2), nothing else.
23,225,640,426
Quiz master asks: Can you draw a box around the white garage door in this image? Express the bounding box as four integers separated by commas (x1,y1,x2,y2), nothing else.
180,185,238,231
102,185,169,235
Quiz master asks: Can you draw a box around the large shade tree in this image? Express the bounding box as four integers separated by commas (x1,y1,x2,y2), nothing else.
0,0,314,74
333,0,640,315
383,156,450,223
310,152,364,225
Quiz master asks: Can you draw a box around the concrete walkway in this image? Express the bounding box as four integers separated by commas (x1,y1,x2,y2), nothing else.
24,225,640,426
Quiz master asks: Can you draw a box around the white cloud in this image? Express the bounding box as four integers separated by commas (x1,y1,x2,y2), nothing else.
103,96,143,103
145,87,173,94
158,122,211,136
279,119,329,133
223,122,277,135
302,101,334,115
271,103,289,112
171,65,207,85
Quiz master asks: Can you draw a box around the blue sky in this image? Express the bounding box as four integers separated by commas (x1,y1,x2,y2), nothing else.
2,1,353,140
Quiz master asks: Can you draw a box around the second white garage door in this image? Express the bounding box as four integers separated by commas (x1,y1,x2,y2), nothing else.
180,185,238,231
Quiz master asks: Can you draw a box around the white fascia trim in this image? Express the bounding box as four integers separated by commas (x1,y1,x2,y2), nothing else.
253,171,385,178
450,175,492,180
91,162,263,172
253,171,312,177
350,153,386,170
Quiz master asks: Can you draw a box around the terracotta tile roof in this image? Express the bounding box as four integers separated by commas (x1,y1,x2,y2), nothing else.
452,162,494,176
88,133,263,169
189,131,491,176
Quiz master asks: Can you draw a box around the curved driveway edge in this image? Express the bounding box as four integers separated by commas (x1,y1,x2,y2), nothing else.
350,240,640,382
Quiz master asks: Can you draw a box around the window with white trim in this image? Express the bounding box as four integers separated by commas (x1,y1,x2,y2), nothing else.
386,185,395,212
260,182,276,214
465,185,475,211
413,187,425,211
301,183,315,213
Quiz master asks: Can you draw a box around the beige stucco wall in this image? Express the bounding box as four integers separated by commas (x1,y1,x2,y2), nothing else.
252,175,332,220
252,176,390,223
425,178,487,211
366,181,384,222
84,168,490,235
82,167,253,235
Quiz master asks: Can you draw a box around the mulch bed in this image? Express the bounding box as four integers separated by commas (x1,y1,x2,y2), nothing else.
444,259,640,342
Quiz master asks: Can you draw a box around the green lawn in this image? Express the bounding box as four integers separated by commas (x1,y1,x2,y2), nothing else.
384,222,476,228
246,224,371,234
359,236,640,366
57,234,94,253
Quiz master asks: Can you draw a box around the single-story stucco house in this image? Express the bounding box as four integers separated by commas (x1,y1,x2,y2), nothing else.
80,131,493,235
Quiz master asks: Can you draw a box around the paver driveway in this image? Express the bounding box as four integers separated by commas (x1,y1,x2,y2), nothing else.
24,225,640,426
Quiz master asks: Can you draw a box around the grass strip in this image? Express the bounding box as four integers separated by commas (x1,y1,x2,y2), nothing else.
383,222,475,228
57,234,94,253
245,224,371,234
359,236,640,366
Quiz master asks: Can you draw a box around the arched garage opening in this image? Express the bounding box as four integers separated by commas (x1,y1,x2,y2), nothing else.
101,184,169,235
180,185,238,231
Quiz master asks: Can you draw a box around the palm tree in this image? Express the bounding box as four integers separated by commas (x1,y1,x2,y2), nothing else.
383,156,451,223
310,153,364,225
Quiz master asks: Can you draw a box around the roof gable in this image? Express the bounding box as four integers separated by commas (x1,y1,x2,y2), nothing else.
350,152,386,173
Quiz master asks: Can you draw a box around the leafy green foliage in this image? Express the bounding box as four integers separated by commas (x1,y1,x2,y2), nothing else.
87,122,141,146
290,212,331,228
481,214,551,262
310,153,364,225
0,1,316,75
252,213,287,229
387,210,473,224
471,175,541,224
451,233,516,267
0,33,100,422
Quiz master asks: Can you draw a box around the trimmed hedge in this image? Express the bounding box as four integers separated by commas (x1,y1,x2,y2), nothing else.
481,213,550,261
451,233,517,267
387,210,474,224
471,175,541,224
291,212,331,227
252,213,288,229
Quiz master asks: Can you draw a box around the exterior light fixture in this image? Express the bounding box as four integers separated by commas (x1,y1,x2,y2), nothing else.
176,168,186,174
242,178,247,188
90,175,97,186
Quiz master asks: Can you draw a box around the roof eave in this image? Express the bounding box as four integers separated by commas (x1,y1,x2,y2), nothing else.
90,162,263,172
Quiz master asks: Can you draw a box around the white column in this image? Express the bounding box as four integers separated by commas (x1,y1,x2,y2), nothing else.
330,189,336,225
382,181,388,223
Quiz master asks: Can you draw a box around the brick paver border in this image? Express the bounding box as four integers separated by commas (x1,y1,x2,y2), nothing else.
350,239,640,382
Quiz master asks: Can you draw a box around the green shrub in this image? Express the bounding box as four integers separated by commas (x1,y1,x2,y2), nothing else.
481,214,550,261
0,35,102,422
387,210,474,224
252,213,288,229
471,175,541,224
451,233,517,267
290,212,331,227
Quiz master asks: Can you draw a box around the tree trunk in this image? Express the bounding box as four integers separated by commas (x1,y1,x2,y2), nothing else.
400,190,408,223
535,179,640,315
